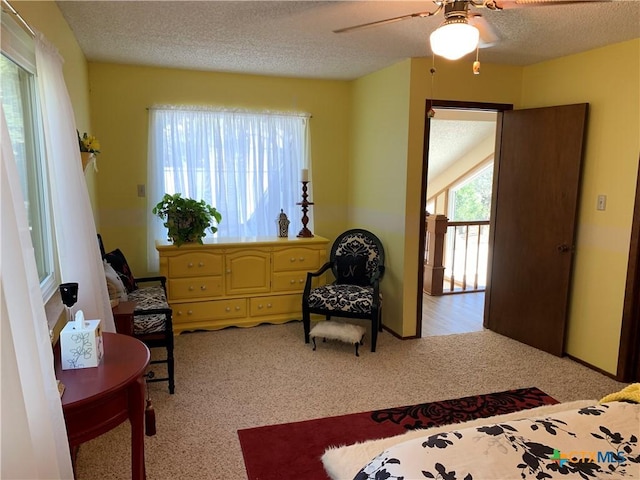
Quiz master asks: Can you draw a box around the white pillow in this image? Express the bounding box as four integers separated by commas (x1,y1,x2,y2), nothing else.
104,260,128,301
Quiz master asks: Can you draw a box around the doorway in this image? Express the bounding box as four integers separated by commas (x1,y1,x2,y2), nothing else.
421,106,497,337
419,100,589,361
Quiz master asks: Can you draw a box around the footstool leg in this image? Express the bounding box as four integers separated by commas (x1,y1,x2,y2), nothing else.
312,337,317,351
355,342,359,357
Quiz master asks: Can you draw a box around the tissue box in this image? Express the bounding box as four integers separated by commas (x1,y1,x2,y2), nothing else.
60,319,104,370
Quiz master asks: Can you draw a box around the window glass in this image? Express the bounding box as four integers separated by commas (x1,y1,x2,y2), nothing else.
150,108,308,239
1,53,55,295
449,162,493,221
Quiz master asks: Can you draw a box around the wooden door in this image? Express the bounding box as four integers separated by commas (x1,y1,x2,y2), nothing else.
484,104,588,356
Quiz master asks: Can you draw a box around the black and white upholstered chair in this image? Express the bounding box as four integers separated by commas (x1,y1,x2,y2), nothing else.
302,229,385,352
98,235,175,394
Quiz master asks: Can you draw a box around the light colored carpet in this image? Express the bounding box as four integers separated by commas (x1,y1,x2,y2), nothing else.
74,320,628,480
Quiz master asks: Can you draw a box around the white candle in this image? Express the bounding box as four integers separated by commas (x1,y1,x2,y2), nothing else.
301,168,309,182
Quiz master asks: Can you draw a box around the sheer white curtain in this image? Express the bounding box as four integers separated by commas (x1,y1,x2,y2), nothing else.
35,33,114,331
1,106,73,479
147,107,310,272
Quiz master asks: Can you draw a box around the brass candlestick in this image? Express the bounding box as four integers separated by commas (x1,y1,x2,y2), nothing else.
296,181,314,238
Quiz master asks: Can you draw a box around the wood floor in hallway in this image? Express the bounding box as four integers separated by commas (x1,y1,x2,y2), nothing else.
422,291,485,337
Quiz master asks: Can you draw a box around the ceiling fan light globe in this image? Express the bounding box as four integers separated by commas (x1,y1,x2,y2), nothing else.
430,22,480,60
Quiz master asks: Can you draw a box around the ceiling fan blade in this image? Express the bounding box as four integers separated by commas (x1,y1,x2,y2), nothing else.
333,9,440,34
495,0,610,8
469,15,499,47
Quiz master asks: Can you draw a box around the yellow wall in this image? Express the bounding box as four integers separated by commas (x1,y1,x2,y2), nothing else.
521,39,640,373
14,0,99,220
349,59,413,335
349,58,523,337
88,63,351,275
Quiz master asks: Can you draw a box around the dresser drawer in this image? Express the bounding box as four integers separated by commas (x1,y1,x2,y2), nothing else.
168,253,223,278
272,248,322,272
173,299,246,323
169,276,223,301
272,272,307,292
249,294,300,317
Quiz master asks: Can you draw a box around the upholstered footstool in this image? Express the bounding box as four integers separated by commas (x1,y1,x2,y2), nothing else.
309,321,366,356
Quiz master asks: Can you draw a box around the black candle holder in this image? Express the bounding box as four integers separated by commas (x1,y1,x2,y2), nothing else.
296,181,314,238
59,282,79,323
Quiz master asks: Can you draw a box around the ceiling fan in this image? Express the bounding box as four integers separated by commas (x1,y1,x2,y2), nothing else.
334,0,609,61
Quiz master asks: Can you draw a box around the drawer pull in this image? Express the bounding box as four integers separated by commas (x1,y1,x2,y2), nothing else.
187,310,193,315
290,279,295,284
225,307,231,312
235,306,241,311
267,303,272,308
226,269,231,274
199,261,205,267
188,286,194,291
299,279,304,283
200,285,206,291
177,310,183,316
258,304,263,309
290,257,295,262
188,262,194,267
299,257,305,261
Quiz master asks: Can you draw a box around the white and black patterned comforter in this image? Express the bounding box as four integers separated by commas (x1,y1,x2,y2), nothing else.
355,401,640,480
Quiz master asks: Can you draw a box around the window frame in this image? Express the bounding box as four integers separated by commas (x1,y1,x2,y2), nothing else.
1,12,59,302
147,107,310,270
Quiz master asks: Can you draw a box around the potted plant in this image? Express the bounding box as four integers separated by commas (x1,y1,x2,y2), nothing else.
152,193,222,246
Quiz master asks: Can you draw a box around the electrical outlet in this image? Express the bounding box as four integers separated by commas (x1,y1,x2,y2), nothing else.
137,184,146,198
597,194,606,211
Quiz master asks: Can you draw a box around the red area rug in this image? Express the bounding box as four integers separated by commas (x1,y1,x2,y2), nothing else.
237,387,558,480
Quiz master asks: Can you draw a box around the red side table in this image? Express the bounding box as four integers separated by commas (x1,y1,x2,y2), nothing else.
55,332,150,479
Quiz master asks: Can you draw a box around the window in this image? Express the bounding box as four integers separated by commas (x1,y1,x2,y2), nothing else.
1,15,57,299
148,107,310,267
448,162,493,221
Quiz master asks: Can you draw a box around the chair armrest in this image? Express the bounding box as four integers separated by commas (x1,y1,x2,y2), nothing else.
303,262,332,298
134,276,168,296
307,261,332,278
133,307,172,315
135,275,167,286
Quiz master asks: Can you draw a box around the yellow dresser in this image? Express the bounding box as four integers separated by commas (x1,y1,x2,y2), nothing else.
156,236,329,334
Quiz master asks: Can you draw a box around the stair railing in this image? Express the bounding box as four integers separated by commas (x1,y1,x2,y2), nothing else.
424,215,490,295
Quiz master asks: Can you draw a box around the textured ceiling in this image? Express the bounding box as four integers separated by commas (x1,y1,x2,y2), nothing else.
54,0,640,81
428,110,497,181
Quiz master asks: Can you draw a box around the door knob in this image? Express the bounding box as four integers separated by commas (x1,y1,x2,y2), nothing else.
557,244,572,253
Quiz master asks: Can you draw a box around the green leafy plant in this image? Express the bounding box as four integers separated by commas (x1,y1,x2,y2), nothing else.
152,193,222,246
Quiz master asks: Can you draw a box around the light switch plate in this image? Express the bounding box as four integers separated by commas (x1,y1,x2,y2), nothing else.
597,194,606,211
137,184,146,197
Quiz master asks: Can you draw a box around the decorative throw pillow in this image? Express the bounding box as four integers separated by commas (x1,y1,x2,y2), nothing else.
104,260,128,301
335,255,369,286
103,248,138,292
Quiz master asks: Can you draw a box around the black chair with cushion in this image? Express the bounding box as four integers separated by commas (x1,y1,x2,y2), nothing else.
98,235,175,394
302,229,385,352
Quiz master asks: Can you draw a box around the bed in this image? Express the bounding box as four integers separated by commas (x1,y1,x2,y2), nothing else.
322,399,640,480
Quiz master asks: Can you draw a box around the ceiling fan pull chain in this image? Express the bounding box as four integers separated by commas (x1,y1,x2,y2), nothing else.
428,60,437,119
473,45,481,75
